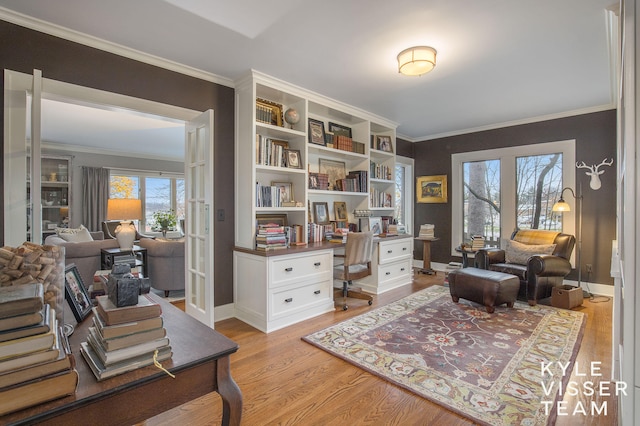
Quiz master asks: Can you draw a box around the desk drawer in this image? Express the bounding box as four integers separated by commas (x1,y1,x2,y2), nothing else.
269,251,332,288
378,260,412,284
378,239,412,264
270,280,332,319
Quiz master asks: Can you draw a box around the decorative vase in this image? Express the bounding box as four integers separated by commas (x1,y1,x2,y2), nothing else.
114,221,136,249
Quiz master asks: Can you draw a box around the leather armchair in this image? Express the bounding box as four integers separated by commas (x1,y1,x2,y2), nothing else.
474,229,575,306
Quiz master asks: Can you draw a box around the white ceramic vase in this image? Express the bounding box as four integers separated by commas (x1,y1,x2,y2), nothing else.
115,221,136,249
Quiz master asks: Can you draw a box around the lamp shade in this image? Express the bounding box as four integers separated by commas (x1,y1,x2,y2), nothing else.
552,199,571,212
397,46,437,76
107,198,142,221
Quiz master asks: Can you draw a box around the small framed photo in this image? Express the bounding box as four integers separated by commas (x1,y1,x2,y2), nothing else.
64,263,92,323
284,149,302,169
369,217,383,236
334,201,348,221
375,135,393,153
417,175,448,203
271,181,294,203
308,118,326,146
313,202,330,224
256,98,283,127
328,122,352,138
308,173,320,190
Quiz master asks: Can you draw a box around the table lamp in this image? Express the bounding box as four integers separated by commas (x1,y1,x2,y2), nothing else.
107,199,142,249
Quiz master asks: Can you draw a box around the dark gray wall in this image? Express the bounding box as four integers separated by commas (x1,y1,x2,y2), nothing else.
0,20,235,305
413,110,617,285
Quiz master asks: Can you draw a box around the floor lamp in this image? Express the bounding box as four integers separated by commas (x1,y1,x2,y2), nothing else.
552,186,588,296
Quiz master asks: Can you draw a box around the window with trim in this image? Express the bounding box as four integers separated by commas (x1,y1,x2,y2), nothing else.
395,157,414,234
451,140,575,255
109,171,185,233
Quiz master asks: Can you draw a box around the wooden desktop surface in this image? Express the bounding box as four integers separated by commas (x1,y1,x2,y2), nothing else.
1,294,242,426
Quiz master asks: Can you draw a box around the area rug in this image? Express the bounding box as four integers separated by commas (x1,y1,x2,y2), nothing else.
302,285,586,425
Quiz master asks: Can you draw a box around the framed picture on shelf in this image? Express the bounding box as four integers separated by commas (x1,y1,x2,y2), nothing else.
256,98,283,127
308,173,320,190
312,202,330,224
369,216,383,236
319,158,346,190
64,263,92,323
334,201,348,221
416,175,448,203
328,122,352,138
271,181,293,203
284,149,302,169
308,118,326,146
375,135,393,153
256,213,288,227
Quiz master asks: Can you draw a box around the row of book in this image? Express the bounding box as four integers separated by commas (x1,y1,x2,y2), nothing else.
256,183,291,208
255,223,287,251
334,170,368,193
419,224,435,238
0,283,78,416
308,223,334,243
80,293,171,381
255,135,289,168
370,161,392,180
370,189,393,208
326,134,365,154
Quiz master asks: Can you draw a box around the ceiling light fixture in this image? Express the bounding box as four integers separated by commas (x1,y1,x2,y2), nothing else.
397,46,437,76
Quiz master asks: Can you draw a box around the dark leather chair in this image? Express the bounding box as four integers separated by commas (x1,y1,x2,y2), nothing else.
101,220,155,241
333,231,374,310
474,229,575,306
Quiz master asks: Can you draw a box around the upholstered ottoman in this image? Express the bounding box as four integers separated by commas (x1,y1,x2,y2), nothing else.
448,267,520,313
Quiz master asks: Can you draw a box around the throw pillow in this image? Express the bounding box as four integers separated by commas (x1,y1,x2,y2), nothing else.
505,239,556,264
55,225,94,243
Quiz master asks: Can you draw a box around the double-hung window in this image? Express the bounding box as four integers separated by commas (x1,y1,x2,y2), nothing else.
451,140,576,255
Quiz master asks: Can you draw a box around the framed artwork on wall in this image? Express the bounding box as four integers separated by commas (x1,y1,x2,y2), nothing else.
417,175,448,203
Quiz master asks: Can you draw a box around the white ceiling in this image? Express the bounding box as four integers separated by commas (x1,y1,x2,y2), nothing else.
1,0,616,157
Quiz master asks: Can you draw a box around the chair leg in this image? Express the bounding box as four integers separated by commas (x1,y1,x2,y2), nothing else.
342,281,349,310
164,290,170,297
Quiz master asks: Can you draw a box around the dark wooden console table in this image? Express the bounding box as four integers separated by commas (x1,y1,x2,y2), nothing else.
1,294,242,426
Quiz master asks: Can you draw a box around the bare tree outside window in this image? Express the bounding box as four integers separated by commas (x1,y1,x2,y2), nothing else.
463,160,500,246
395,164,405,225
516,153,563,230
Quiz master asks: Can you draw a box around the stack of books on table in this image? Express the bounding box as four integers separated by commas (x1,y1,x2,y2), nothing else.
80,294,172,381
470,235,485,250
419,224,435,238
0,283,78,416
329,228,349,243
255,223,287,251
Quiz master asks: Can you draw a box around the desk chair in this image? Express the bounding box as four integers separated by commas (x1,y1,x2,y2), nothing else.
333,231,374,310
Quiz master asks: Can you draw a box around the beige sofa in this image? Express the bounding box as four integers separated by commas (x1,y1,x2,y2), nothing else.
45,231,119,287
137,238,185,297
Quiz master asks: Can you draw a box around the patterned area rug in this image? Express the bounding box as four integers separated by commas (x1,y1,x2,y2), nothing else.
302,285,586,425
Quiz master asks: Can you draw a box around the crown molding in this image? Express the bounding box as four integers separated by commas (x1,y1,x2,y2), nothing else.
401,103,616,142
0,7,234,88
42,141,183,163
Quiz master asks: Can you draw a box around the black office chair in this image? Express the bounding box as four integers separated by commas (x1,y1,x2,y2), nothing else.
333,231,374,310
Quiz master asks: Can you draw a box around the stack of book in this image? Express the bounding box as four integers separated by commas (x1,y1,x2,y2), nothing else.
329,228,349,243
0,283,78,416
80,294,171,381
255,223,287,251
470,235,485,250
419,224,435,238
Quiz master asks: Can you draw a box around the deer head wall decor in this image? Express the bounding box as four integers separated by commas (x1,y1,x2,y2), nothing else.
576,158,614,190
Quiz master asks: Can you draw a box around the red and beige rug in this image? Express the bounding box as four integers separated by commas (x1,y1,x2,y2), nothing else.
302,285,586,425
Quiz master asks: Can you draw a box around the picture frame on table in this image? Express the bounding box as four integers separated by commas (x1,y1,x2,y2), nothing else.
64,263,92,323
271,181,293,204
328,122,352,138
369,216,383,236
416,175,448,203
256,98,283,127
313,202,330,225
308,118,326,146
375,135,394,153
319,158,346,190
334,201,348,221
284,149,302,169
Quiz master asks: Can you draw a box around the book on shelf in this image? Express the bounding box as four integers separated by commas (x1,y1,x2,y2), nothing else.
92,307,164,340
0,310,57,361
0,304,52,343
0,308,45,333
86,331,170,366
0,367,78,416
80,341,172,381
95,294,162,326
0,282,44,319
88,325,167,352
0,327,74,389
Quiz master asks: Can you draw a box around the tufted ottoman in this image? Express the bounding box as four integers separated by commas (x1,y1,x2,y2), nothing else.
448,267,520,313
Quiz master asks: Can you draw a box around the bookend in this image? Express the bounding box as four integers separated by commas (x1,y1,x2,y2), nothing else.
106,264,150,307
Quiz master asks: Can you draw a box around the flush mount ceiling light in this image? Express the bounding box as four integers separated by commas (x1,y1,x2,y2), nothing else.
397,46,437,76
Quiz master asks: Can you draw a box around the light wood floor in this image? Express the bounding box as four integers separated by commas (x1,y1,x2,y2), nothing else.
143,271,617,426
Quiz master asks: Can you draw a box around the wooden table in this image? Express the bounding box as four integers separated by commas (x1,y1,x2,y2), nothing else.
415,237,439,275
1,294,242,426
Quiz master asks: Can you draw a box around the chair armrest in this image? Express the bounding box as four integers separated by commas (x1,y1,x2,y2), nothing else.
474,248,505,269
528,255,572,277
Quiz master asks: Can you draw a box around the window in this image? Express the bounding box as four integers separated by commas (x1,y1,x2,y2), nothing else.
395,157,414,234
109,171,184,232
452,140,575,256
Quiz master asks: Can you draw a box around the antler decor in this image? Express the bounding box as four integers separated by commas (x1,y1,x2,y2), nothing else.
576,158,614,190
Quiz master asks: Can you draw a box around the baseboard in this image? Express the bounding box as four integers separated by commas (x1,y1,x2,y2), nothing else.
214,303,236,322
